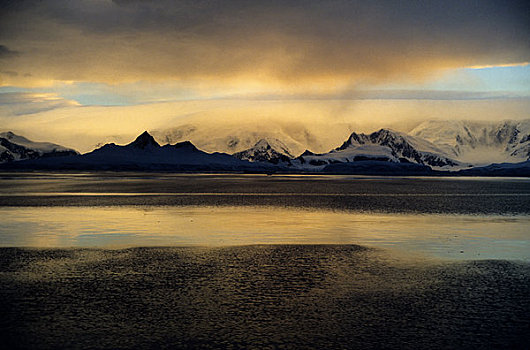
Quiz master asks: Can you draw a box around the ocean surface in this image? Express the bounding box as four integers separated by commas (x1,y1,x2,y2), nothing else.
1,173,529,348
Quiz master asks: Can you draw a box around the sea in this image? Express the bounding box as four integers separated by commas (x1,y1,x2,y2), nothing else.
0,172,529,349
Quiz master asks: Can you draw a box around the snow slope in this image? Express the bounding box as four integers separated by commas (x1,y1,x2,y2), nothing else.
151,119,355,157
295,129,461,170
410,120,530,165
0,131,78,163
232,138,295,165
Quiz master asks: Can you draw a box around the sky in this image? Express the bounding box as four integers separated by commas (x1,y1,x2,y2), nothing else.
0,0,529,151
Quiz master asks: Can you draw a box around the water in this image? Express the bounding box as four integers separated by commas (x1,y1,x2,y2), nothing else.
1,173,529,348
1,172,529,260
1,172,530,213
2,246,529,349
0,206,529,261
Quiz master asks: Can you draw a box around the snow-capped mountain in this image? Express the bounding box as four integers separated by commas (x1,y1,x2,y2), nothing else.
410,120,530,165
3,121,530,176
295,129,461,169
0,131,78,163
152,125,311,156
232,139,295,165
1,131,269,171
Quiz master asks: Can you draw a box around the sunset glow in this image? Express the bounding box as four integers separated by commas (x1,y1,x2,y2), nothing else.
0,0,528,151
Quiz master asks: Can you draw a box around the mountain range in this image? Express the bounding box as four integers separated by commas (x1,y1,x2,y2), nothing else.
226,119,530,172
1,119,529,176
292,129,461,169
0,131,266,171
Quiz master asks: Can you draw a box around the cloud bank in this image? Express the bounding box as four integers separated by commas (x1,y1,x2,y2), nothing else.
1,0,528,88
2,95,529,153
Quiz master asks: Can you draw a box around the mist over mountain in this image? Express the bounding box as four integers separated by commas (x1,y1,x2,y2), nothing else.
410,120,530,165
152,118,530,166
2,118,529,175
151,119,356,157
233,139,294,166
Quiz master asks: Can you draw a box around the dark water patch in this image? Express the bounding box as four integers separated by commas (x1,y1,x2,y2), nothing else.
2,193,530,215
1,174,530,214
2,173,530,196
1,246,529,349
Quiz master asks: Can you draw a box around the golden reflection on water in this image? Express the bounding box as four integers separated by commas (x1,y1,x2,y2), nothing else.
1,206,529,260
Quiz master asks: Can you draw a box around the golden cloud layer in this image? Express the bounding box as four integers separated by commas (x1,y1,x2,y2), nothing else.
2,97,529,153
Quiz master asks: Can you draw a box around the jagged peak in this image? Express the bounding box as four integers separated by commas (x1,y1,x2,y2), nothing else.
336,131,365,150
337,129,401,150
370,128,407,143
349,131,365,141
129,131,160,149
372,128,400,137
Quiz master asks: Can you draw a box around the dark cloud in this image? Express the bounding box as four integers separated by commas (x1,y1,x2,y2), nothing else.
0,0,528,86
0,44,18,58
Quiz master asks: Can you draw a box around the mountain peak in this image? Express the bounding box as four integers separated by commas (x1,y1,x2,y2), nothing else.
0,131,29,143
254,139,272,149
1,131,15,139
252,138,295,158
129,131,160,149
232,138,294,165
172,140,198,151
373,128,399,138
336,132,364,150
